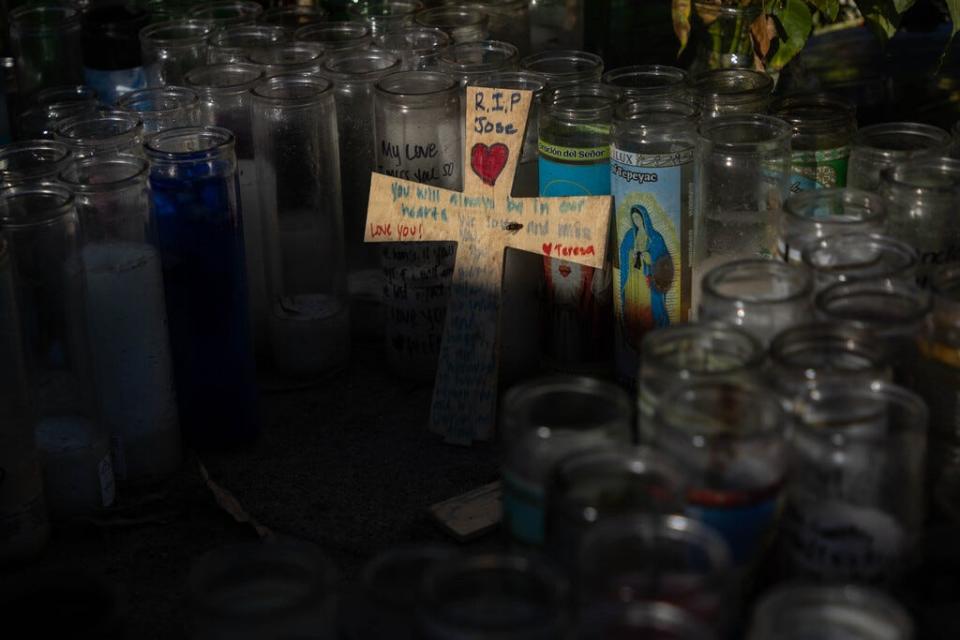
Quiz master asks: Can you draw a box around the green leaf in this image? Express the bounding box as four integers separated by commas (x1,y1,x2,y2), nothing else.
892,0,917,13
672,0,693,55
769,0,813,69
808,0,840,22
948,0,960,37
855,0,904,41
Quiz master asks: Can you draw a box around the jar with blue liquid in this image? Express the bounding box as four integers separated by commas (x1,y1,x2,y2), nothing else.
81,5,150,105
145,126,259,450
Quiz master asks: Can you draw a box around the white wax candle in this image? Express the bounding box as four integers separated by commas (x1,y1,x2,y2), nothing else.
270,294,350,377
35,415,114,519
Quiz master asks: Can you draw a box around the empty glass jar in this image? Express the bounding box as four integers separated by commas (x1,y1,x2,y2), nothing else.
117,86,201,133
188,0,263,27
347,0,423,36
53,109,144,159
246,42,326,76
0,139,72,188
140,19,215,87
437,40,519,87
602,65,689,100
17,85,101,140
777,188,885,264
206,24,287,64
685,2,757,73
772,93,857,191
690,69,774,119
295,21,373,52
259,6,329,29
802,232,919,292
373,27,450,70
10,3,84,97
847,122,951,191
520,49,603,88
414,5,489,43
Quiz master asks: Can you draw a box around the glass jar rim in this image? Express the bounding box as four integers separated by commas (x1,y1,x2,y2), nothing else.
144,125,235,162
469,70,546,94
247,41,325,65
702,258,813,305
851,121,950,157
602,64,688,88
0,140,72,184
359,544,457,607
0,181,75,230
188,0,263,20
520,49,604,79
815,276,932,329
323,49,402,78
375,70,459,98
691,68,773,104
58,155,149,192
118,86,200,115
251,73,333,105
880,156,960,194
261,5,329,19
348,0,424,19
615,97,700,125
656,379,786,441
768,321,889,375
801,232,918,282
542,83,621,121
185,62,264,92
439,40,519,71
10,4,81,31
139,19,214,45
698,113,791,147
792,380,928,442
55,110,143,146
639,321,765,375
33,85,99,108
771,92,856,134
783,187,885,226
415,5,490,27
295,21,371,42
208,24,287,48
501,374,632,438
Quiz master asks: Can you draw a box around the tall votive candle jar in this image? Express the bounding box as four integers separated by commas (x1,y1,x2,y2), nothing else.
80,5,151,104
443,0,532,55
414,5,489,43
802,232,918,292
188,0,264,28
347,0,424,36
17,85,100,140
520,49,603,88
437,40,519,87
602,65,688,100
206,24,287,64
9,3,84,98
0,139,72,188
690,69,773,119
772,93,856,192
295,21,373,52
140,19,215,87
118,86,201,134
777,187,885,264
246,41,326,76
847,122,950,191
372,26,450,71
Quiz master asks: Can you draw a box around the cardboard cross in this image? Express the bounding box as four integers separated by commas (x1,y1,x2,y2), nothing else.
365,86,611,445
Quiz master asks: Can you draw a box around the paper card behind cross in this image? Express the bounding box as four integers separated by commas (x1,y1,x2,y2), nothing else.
365,86,612,444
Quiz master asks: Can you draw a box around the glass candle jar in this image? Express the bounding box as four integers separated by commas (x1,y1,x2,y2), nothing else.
18,86,101,140
690,69,773,119
443,0,531,55
577,601,717,640
637,321,765,433
437,40,519,87
520,49,603,88
10,3,84,97
347,0,423,36
602,65,689,100
698,258,814,347
246,41,326,76
294,21,373,52
0,139,72,188
539,83,619,374
611,97,699,383
187,541,338,639
207,24,288,64
259,6,329,29
879,157,960,288
652,380,787,565
251,74,351,377
577,514,732,627
80,5,151,104
418,553,570,640
188,0,264,27
802,232,919,293
777,187,885,264
847,122,951,191
772,93,857,192
501,375,633,546
374,70,461,378
373,26,450,71
140,19,215,87
783,381,928,584
686,2,757,74
545,446,687,570
747,584,914,640
54,109,144,159
692,114,792,304
185,63,269,360
769,321,891,401
414,5,490,43
118,86,201,133
815,277,931,388
60,156,181,487
145,126,259,450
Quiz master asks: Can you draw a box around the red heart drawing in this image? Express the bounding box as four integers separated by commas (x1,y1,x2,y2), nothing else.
558,264,572,278
542,242,552,256
471,143,509,187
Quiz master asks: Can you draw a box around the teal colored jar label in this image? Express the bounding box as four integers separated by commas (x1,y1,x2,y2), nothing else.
503,471,545,545
538,141,610,197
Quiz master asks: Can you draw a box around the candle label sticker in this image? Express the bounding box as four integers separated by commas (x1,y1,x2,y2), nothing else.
365,87,612,443
686,487,781,565
611,147,693,383
789,145,850,193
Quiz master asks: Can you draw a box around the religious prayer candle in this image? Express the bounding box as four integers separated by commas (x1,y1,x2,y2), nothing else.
776,188,885,264
374,71,461,379
117,86,201,134
801,232,918,293
145,127,259,450
520,49,603,88
252,74,351,377
372,26,450,71
347,0,423,37
80,6,150,105
139,19,215,87
295,21,373,52
602,65,689,101
847,122,951,191
446,0,532,56
689,69,774,119
772,93,857,192
538,83,618,373
206,24,288,64
17,85,100,140
54,109,145,159
0,139,72,188
10,3,84,98
246,41,326,76
414,6,490,43
61,156,181,487
610,97,698,384
437,40,519,87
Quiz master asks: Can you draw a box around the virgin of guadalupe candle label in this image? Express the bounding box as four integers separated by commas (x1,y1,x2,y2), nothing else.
611,147,693,382
790,146,850,192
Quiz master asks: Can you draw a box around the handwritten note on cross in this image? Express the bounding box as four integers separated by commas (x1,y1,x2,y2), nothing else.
365,87,612,445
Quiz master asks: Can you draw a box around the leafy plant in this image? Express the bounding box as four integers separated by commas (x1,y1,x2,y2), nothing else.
672,0,959,72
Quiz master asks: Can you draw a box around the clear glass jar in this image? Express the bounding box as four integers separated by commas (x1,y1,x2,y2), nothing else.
187,541,338,639
686,2,758,73
347,0,423,37
54,109,144,159
544,446,687,570
847,122,951,191
0,182,112,519
60,156,181,487
251,74,350,377
10,3,84,97
692,114,792,305
145,126,259,450
0,233,49,564
777,187,885,264
768,321,891,402
259,6,329,29
246,41,326,76
520,49,603,88
140,19,215,87
538,83,619,374
783,381,928,584
418,553,570,640
118,86,201,133
294,21,373,52
602,65,688,100
0,139,72,188
374,71,461,378
80,5,151,104
747,584,914,640
577,514,732,627
815,277,931,388
414,5,489,43
637,321,765,432
437,40,519,87
207,24,288,64
772,93,857,192
188,0,264,27
577,601,717,640
18,86,101,140
879,157,960,288
373,26,450,71
501,375,633,546
611,97,699,384
802,232,919,293
443,0,531,55
690,69,773,119
185,63,269,360
652,380,787,565
698,258,814,347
